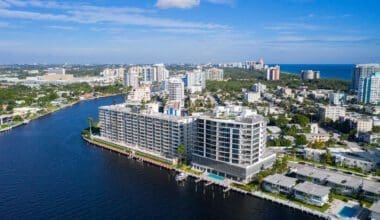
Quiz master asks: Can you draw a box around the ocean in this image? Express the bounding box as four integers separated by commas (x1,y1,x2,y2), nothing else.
278,64,354,80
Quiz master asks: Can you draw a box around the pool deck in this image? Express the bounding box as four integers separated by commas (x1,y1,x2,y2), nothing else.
327,200,369,220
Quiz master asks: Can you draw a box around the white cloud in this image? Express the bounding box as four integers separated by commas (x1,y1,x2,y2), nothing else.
0,1,228,29
47,25,76,30
156,0,200,9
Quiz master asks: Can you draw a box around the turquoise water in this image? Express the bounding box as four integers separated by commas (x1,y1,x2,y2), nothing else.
338,206,356,218
208,173,225,181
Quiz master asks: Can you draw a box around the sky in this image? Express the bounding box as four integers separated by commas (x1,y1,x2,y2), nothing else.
0,0,379,64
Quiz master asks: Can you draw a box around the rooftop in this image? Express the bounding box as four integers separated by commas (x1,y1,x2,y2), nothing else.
99,104,192,123
362,180,380,194
294,181,330,197
292,165,362,188
370,201,380,213
263,174,298,188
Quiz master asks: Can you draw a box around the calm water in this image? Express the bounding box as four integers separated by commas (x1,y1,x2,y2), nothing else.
279,64,354,80
0,96,317,219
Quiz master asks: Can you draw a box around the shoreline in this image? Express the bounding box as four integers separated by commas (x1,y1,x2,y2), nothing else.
82,135,333,220
0,93,122,133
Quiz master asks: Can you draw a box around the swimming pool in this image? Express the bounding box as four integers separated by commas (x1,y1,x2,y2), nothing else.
208,173,225,181
338,206,356,218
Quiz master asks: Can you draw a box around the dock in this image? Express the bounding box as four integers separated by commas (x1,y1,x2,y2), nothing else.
82,135,335,220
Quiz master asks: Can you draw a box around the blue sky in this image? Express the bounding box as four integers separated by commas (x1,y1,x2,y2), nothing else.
0,0,379,64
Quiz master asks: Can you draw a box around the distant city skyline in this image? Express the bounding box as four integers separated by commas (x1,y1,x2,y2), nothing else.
0,0,379,64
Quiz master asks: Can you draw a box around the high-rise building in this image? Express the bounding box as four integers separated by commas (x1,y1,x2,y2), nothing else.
358,72,380,105
124,66,140,88
186,69,206,93
266,65,280,80
127,85,151,102
205,68,224,81
352,64,380,91
252,83,267,93
99,104,195,162
192,110,275,182
319,105,346,122
141,65,157,82
153,64,169,82
300,70,320,80
168,78,185,103
329,92,346,106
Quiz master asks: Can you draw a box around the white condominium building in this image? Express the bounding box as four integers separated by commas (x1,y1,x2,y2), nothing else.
153,63,169,82
168,78,185,103
124,66,141,88
205,68,224,81
319,105,346,122
192,110,275,182
252,83,267,94
99,104,195,161
127,85,151,102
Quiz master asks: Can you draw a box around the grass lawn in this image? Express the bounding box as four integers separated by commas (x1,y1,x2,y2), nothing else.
230,182,257,192
176,164,203,175
135,151,173,166
330,192,373,208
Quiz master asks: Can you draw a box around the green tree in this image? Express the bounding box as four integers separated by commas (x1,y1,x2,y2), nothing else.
177,144,186,164
87,117,93,138
372,126,380,133
295,134,308,145
293,114,310,127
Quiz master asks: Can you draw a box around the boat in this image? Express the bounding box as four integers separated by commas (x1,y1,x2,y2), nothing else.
175,172,188,182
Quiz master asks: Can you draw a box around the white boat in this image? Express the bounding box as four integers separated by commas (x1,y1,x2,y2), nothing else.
175,172,188,181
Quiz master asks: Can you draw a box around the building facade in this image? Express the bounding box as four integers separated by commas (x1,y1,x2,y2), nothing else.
329,92,346,106
124,67,140,88
168,78,185,103
358,72,380,105
319,105,346,122
99,104,195,162
191,113,275,182
300,70,320,80
352,64,380,91
266,65,280,81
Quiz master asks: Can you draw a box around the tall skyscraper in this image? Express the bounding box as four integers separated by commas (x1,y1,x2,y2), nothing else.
141,65,157,82
358,72,380,105
153,64,169,82
266,65,280,80
192,110,276,182
124,66,140,88
352,64,380,91
168,78,185,103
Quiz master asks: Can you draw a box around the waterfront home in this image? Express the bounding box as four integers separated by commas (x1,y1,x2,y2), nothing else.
0,114,13,125
262,174,297,195
333,152,377,172
293,166,329,185
362,180,380,202
325,174,362,195
370,201,380,220
291,165,362,195
293,182,330,207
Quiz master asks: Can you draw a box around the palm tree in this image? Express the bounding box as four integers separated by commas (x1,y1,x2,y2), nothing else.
87,117,93,138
